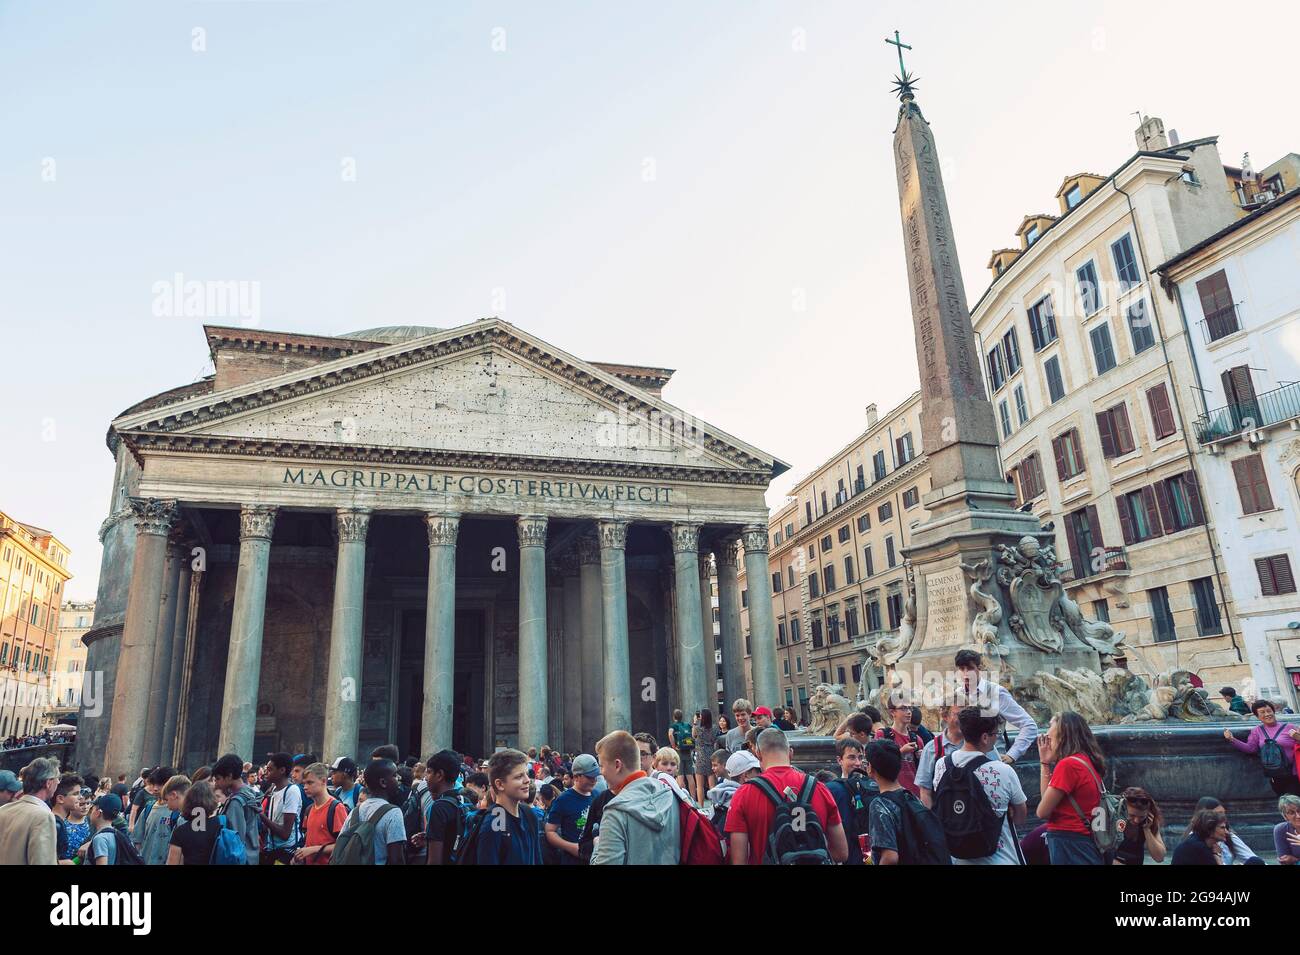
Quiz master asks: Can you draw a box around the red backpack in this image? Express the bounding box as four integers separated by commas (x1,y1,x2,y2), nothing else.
669,787,724,865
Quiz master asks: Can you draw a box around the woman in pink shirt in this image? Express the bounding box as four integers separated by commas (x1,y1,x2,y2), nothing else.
1223,699,1300,797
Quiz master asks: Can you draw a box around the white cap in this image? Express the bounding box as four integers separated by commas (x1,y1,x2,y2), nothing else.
726,750,761,779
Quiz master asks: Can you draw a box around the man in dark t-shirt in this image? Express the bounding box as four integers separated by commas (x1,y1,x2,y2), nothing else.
421,750,465,865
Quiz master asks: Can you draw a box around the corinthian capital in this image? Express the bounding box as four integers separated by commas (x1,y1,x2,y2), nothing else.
597,519,628,551
715,536,740,569
335,507,372,544
698,552,714,580
517,514,548,549
424,512,460,548
740,524,769,555
239,504,277,541
668,521,701,554
129,498,178,537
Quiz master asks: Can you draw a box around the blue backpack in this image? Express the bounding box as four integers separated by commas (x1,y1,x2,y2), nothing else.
210,814,249,865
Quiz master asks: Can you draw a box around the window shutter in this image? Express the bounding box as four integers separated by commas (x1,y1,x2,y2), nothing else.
1113,404,1135,454
1117,495,1135,545
1257,557,1278,596
1147,384,1175,439
1052,435,1068,480
1066,515,1085,579
1007,468,1021,506
1096,410,1117,458
1086,505,1105,551
1250,456,1273,511
1223,366,1257,406
1182,472,1205,527
1140,485,1165,539
1232,457,1256,513
1153,479,1175,534
1232,455,1272,513
1033,454,1046,496
1070,429,1084,475
1274,556,1296,595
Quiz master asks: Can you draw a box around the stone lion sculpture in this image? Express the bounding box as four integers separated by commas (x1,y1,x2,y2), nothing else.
806,682,853,736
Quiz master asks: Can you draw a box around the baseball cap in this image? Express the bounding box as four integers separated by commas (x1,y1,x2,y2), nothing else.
726,751,761,779
0,771,20,793
94,794,123,819
753,706,773,718
329,756,358,776
570,754,600,778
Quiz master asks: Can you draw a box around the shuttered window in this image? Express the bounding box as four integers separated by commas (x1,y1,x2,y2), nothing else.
1196,270,1238,340
1052,429,1085,480
1146,383,1176,439
1231,454,1274,514
1256,555,1297,596
1044,356,1065,403
1028,296,1058,350
1020,452,1046,500
1090,322,1117,374
1096,403,1136,458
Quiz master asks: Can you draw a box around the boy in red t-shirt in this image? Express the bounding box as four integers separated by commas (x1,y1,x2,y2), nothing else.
293,763,348,865
724,729,847,864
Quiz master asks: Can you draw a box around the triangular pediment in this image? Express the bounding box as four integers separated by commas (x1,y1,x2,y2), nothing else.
114,319,786,480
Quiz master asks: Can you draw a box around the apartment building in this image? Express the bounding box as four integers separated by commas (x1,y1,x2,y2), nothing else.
969,115,1292,689
0,510,73,738
1154,186,1300,705
740,394,930,716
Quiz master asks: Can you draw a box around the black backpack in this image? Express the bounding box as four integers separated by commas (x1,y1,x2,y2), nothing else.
836,772,879,841
108,827,146,866
403,783,431,839
1259,724,1291,778
456,807,511,866
878,788,952,865
748,774,832,865
934,754,1003,859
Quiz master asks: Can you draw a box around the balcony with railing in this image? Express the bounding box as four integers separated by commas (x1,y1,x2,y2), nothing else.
1059,546,1128,583
1194,380,1300,445
1198,303,1242,343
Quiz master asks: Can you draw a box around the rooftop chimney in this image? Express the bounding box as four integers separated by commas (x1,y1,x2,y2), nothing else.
1168,128,1180,146
1242,152,1256,181
1135,114,1169,151
865,403,879,429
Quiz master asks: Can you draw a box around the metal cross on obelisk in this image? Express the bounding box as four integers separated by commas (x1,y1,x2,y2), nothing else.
886,30,910,76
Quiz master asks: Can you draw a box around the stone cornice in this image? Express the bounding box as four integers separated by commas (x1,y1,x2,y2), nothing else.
116,430,774,486
114,320,784,477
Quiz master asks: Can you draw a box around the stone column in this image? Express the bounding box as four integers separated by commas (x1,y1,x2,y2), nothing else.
598,520,631,733
516,515,549,750
160,559,192,766
102,498,177,779
668,523,708,723
698,551,717,714
321,508,370,762
141,540,184,767
216,505,277,760
559,554,583,753
421,512,459,757
741,525,780,711
577,534,604,748
715,537,746,707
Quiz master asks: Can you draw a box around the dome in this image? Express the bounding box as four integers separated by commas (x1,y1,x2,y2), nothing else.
340,325,441,345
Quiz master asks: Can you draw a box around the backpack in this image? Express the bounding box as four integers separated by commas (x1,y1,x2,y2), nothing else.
329,802,401,866
1062,755,1125,855
878,788,952,865
428,792,469,863
403,783,431,839
209,814,249,865
748,773,832,865
836,773,879,842
669,787,723,865
107,827,145,866
456,807,511,866
934,754,1004,859
1259,724,1291,779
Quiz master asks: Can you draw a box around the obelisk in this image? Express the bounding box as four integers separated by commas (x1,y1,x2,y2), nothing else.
882,38,1099,685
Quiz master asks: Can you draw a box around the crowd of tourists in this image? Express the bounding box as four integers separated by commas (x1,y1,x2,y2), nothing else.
2,729,74,751
1,649,1298,866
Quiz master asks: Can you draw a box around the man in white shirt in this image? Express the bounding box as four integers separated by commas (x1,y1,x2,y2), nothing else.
955,649,1038,764
933,707,1027,865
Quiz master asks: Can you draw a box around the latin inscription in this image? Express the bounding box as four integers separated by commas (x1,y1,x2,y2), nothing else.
923,565,968,648
282,467,673,504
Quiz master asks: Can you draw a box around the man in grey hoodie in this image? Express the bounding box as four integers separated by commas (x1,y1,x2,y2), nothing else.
591,730,681,865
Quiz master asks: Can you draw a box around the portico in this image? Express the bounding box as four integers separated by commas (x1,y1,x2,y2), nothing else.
83,321,787,776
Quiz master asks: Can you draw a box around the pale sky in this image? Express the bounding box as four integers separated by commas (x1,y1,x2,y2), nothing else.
0,1,1292,601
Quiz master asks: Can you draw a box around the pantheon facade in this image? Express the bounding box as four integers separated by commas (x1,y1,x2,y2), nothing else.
79,320,787,776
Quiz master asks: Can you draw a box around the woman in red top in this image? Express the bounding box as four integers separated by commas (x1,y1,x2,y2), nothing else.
1035,711,1106,865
